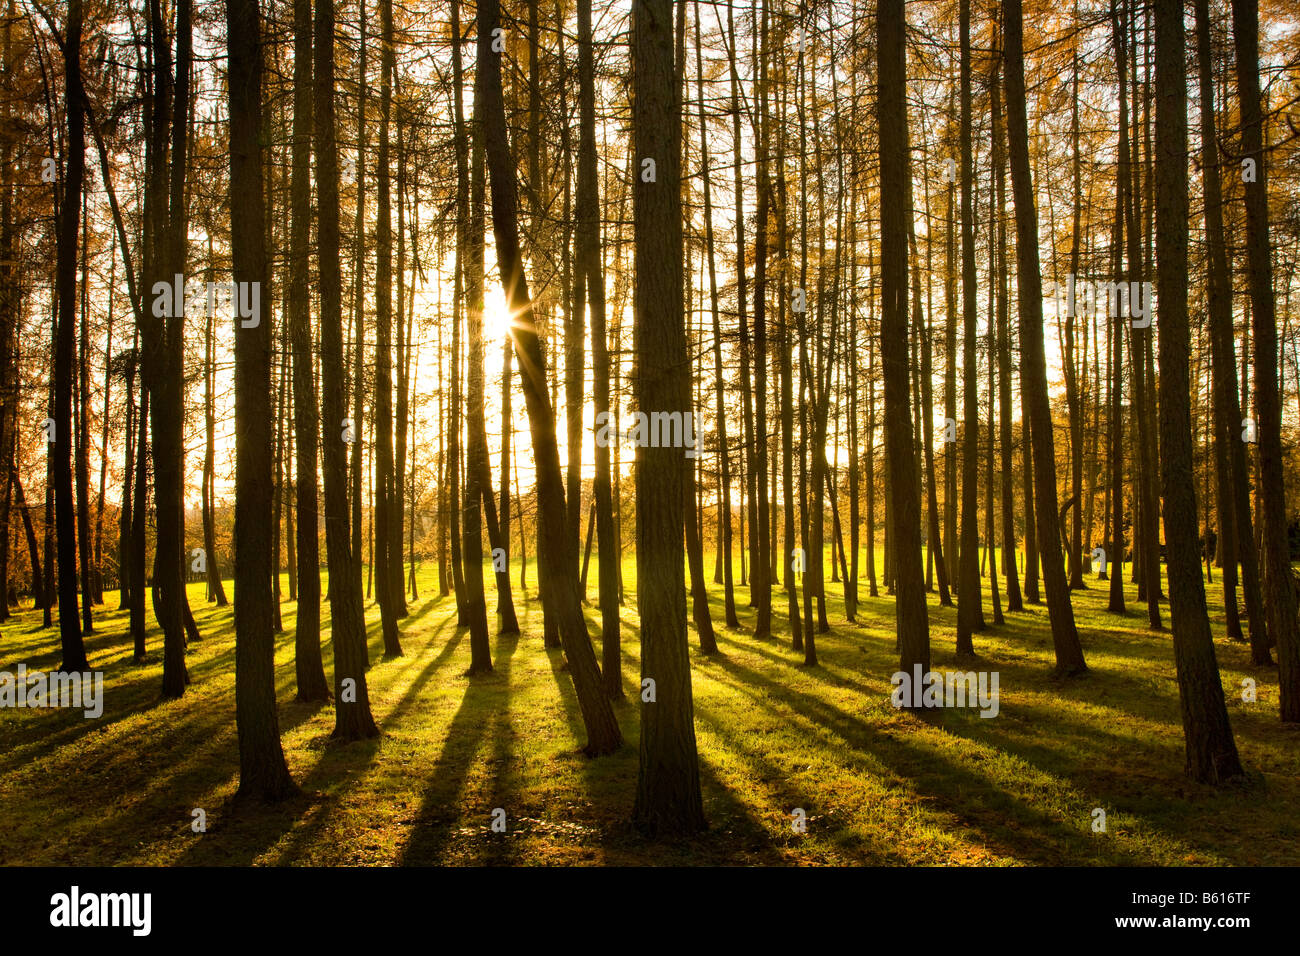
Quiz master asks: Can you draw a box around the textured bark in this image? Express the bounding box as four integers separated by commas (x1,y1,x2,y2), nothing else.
750,1,771,641
75,197,92,633
879,0,930,684
955,0,983,653
1107,0,1128,615
1004,0,1086,675
144,0,190,697
53,0,87,671
695,1,737,630
630,0,706,835
289,0,328,701
1153,0,1245,781
1194,0,1267,661
992,55,1021,613
1230,0,1300,718
228,0,299,801
372,0,403,658
316,0,379,740
479,0,622,756
350,0,368,607
462,82,493,672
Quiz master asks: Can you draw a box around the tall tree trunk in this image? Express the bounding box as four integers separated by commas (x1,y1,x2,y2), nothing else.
228,0,299,801
75,191,92,633
478,0,622,756
751,0,772,641
350,0,368,607
130,361,148,658
695,1,737,630
992,50,1021,612
317,0,379,740
879,0,931,687
461,78,493,672
1194,0,1267,661
145,0,191,697
1152,0,1246,780
53,0,87,671
1231,0,1300,716
1004,0,1087,675
1107,0,1128,615
955,0,983,653
202,243,229,606
372,0,403,658
290,0,328,700
630,0,706,834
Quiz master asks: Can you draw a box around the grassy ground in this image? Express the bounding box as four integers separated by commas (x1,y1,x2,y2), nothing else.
0,549,1296,866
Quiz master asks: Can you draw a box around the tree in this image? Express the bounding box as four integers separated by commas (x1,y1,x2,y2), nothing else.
145,0,193,698
1230,0,1300,719
228,0,299,801
1152,0,1245,781
289,0,328,701
1193,0,1267,663
52,0,87,672
579,0,622,690
478,0,622,756
316,0,378,741
461,80,493,673
879,0,930,686
373,0,403,659
630,0,706,834
954,0,983,654
1003,0,1087,676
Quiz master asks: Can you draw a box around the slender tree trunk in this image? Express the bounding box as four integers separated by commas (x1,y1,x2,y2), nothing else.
228,0,299,802
317,0,379,740
879,0,931,687
1231,0,1299,714
955,0,983,653
461,77,493,672
1194,0,1267,659
630,0,706,834
1152,0,1246,779
53,0,87,671
478,0,622,755
289,0,328,700
1004,0,1087,675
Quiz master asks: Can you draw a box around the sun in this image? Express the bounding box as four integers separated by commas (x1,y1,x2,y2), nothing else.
484,285,514,343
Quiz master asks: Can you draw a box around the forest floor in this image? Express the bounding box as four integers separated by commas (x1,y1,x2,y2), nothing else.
1,552,1296,866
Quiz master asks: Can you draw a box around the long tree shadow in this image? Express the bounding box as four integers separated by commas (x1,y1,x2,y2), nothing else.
399,631,521,865
173,615,467,865
699,650,1159,864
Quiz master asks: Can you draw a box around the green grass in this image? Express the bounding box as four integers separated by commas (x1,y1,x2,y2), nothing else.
0,548,1296,865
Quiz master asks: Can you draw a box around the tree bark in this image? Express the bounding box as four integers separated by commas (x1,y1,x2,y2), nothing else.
228,0,299,801
1004,0,1087,675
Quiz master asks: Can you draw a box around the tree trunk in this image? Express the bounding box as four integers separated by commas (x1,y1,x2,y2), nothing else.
317,0,379,740
289,0,328,701
1152,0,1246,780
1004,0,1087,675
879,0,931,687
372,0,403,658
955,0,983,653
53,0,87,671
478,0,622,756
228,0,299,801
630,0,707,834
1230,0,1299,715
